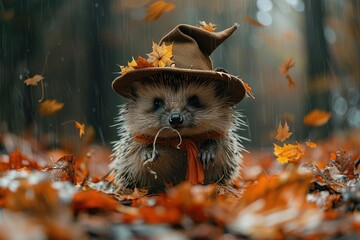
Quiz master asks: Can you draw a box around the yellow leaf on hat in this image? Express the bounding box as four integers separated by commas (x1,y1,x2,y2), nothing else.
119,57,137,75
198,21,217,32
147,42,174,67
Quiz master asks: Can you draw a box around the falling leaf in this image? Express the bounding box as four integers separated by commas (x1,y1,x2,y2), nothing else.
306,140,317,149
74,121,85,138
198,21,217,32
38,99,64,116
285,75,296,88
144,0,176,22
147,42,174,67
119,57,137,75
273,143,305,164
24,74,44,86
279,58,296,88
134,55,155,69
243,16,264,27
242,80,255,99
303,109,332,127
275,121,292,142
279,58,295,75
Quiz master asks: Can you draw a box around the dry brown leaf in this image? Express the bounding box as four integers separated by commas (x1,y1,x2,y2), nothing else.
47,155,77,185
144,0,175,22
198,21,217,32
24,74,44,86
303,109,332,126
147,42,174,67
243,16,264,27
275,121,292,142
38,99,64,116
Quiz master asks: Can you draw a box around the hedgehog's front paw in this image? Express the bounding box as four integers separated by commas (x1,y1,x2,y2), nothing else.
198,140,217,169
141,148,159,162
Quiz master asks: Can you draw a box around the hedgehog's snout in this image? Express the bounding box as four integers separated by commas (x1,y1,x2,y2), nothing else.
168,112,184,127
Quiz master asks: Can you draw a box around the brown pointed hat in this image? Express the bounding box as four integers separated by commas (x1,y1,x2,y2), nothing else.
112,23,246,104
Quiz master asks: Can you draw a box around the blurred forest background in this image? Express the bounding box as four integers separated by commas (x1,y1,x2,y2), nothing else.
1,0,360,152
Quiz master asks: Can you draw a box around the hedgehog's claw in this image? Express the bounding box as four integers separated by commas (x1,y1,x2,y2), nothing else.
198,149,215,169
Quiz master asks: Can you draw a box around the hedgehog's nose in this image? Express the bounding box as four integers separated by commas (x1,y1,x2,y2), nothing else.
169,113,183,126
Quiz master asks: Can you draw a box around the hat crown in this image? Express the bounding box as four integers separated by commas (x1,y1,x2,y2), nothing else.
160,24,238,70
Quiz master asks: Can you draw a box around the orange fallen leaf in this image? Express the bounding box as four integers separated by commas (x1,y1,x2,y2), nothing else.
306,140,317,149
243,16,264,27
38,99,64,116
147,42,174,67
74,121,85,138
72,190,119,215
273,143,305,164
275,120,292,142
24,74,44,86
303,109,332,127
198,21,217,32
144,0,175,22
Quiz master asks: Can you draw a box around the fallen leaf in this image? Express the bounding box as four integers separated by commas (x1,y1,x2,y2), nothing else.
243,16,264,27
303,109,332,127
72,190,119,215
144,0,175,22
74,121,85,138
38,99,64,116
147,42,174,67
24,74,44,86
47,155,77,185
274,143,305,164
198,21,217,32
275,121,292,142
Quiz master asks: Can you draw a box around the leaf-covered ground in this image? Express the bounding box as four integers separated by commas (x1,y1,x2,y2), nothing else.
1,128,360,239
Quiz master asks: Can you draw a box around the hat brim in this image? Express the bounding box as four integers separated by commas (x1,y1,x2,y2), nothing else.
112,67,246,104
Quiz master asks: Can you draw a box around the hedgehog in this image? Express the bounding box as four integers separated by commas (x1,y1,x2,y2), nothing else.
110,24,248,192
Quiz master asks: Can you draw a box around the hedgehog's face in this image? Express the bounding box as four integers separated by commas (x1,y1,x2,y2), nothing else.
126,75,234,137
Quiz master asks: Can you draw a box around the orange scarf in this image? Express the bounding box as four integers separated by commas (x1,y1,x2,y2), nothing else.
134,131,224,184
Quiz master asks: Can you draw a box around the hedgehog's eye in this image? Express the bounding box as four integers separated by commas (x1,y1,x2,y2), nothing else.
187,95,202,108
153,97,164,110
